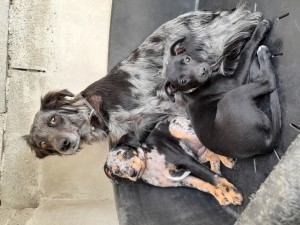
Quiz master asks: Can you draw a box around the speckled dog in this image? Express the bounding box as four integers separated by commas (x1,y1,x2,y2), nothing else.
104,116,242,206
25,6,262,158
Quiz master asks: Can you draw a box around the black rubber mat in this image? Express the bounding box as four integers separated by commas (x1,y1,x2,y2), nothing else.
108,0,300,224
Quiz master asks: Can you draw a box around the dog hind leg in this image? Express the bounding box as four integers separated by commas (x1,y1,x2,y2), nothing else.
181,176,243,206
235,20,271,85
256,45,281,149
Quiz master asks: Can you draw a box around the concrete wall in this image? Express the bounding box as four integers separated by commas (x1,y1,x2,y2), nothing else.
0,0,115,215
236,134,300,225
0,0,9,206
0,0,9,114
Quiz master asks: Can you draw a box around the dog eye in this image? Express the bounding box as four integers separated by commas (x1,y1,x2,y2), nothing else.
185,56,191,62
180,79,188,85
123,152,128,159
49,115,59,126
40,141,47,149
114,170,122,175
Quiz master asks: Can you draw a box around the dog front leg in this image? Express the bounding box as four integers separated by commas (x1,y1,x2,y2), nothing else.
181,176,243,206
199,150,236,175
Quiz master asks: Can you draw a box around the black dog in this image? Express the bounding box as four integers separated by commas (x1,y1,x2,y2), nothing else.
165,20,281,159
104,116,242,206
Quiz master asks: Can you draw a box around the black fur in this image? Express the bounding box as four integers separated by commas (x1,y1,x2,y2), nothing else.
165,20,281,159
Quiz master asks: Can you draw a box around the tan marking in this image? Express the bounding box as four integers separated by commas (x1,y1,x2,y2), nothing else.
182,176,243,205
218,155,236,169
215,176,243,205
199,149,221,174
169,127,198,141
131,160,142,171
111,165,119,172
40,142,47,149
199,150,236,174
183,176,230,205
117,153,124,161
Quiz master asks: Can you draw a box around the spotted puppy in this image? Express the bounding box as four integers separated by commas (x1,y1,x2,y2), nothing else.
104,116,242,206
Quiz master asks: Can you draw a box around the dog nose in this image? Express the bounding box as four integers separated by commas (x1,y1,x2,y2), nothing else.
200,67,207,76
199,63,212,76
178,75,189,86
180,78,188,85
59,138,70,151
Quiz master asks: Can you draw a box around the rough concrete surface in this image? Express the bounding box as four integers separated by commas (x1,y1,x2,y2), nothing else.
26,199,118,225
0,208,17,225
0,0,9,113
7,208,35,225
0,208,35,225
1,70,44,208
236,135,300,225
8,0,54,70
0,113,6,201
41,142,115,201
1,0,117,224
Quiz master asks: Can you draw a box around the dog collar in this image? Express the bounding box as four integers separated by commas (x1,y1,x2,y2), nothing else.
183,87,199,94
79,94,110,134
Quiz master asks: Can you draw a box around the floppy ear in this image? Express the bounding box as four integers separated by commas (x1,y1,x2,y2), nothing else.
41,89,74,111
164,81,176,103
23,135,56,159
116,133,141,148
104,163,118,184
170,37,186,56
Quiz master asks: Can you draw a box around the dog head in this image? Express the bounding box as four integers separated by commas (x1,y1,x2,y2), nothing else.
165,37,219,102
24,89,108,158
104,133,146,183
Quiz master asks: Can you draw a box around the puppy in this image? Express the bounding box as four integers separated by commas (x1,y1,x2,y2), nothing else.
104,117,242,206
164,20,281,159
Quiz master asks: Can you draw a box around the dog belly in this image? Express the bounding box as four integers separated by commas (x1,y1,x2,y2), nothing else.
142,150,180,187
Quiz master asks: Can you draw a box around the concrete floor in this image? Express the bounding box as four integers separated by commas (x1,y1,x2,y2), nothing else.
0,0,119,224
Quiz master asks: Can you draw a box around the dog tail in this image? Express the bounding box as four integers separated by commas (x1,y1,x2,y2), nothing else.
267,88,281,150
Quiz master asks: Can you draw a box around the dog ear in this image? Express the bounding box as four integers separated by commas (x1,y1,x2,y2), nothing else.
41,89,74,111
104,163,118,184
164,81,176,103
23,135,54,159
116,133,141,148
170,37,186,56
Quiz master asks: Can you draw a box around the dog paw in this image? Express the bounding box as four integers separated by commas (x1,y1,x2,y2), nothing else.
257,20,271,33
214,177,243,206
261,19,271,31
253,20,271,40
257,45,270,56
218,155,236,169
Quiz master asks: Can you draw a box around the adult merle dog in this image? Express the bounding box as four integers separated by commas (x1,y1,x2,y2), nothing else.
24,5,263,158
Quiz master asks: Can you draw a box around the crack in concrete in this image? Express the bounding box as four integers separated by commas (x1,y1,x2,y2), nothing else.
9,67,46,73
